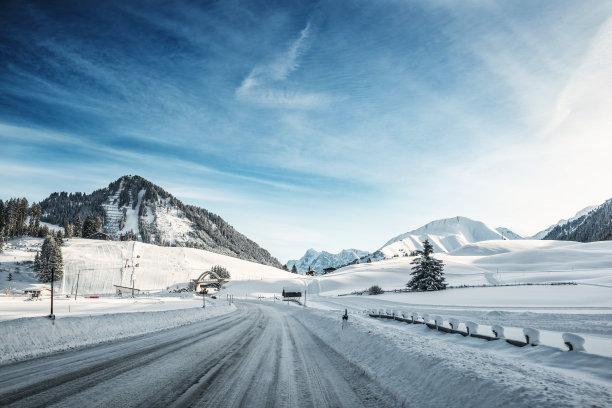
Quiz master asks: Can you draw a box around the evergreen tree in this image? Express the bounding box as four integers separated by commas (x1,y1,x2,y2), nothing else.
291,264,298,274
35,236,63,282
7,272,12,281
53,240,64,279
38,224,50,238
94,216,102,233
64,222,73,238
56,230,64,246
282,264,289,272
406,240,446,291
33,251,41,275
74,215,82,237
210,265,230,279
82,214,96,238
28,204,41,236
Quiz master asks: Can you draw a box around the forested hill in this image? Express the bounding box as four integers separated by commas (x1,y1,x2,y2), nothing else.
37,175,282,268
543,198,612,242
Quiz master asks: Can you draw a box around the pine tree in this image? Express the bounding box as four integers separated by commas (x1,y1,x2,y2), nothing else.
28,204,41,237
35,236,63,282
53,241,64,279
38,224,50,238
56,230,64,246
406,240,447,291
74,215,82,237
282,264,289,272
210,265,230,279
64,222,73,238
82,214,96,238
291,264,298,274
94,216,102,233
33,251,41,275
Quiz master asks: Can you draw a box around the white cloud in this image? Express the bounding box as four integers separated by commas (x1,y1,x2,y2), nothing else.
236,21,332,109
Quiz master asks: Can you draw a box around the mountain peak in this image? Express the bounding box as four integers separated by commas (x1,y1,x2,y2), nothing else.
38,176,282,268
380,216,521,256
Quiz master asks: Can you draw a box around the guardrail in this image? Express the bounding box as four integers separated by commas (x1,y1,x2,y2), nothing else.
365,310,584,351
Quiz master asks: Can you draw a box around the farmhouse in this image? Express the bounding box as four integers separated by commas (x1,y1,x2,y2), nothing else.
87,231,111,240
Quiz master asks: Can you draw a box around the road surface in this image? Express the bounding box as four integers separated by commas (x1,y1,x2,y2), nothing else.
0,303,397,407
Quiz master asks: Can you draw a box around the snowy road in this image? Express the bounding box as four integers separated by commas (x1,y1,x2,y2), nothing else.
0,303,396,407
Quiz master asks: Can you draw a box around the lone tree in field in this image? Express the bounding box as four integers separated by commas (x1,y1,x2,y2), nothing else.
406,239,446,291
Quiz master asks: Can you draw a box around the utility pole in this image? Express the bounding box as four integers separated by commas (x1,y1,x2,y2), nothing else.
49,267,55,320
74,271,80,301
132,280,135,298
304,289,307,307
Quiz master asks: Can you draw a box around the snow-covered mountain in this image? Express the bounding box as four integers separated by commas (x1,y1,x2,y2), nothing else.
542,199,611,242
38,175,281,267
287,248,370,274
530,205,599,240
379,216,521,257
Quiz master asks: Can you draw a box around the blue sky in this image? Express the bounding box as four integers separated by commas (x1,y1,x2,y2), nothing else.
2,0,612,262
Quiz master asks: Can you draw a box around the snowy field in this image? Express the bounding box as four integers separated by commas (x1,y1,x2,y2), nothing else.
223,239,612,358
1,237,611,404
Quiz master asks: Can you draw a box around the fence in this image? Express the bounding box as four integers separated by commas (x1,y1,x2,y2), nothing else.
338,281,577,296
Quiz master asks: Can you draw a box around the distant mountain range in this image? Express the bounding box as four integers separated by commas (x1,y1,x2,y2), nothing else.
39,175,282,268
287,248,370,274
298,200,612,273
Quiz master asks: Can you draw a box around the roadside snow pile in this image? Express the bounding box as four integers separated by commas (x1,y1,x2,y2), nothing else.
0,302,235,364
562,333,586,351
523,328,540,345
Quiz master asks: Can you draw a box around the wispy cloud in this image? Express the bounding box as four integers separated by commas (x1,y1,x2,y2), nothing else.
236,21,333,109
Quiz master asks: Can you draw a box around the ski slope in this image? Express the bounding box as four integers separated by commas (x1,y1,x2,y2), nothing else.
59,238,293,294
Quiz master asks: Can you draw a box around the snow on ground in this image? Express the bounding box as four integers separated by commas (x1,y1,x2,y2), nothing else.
0,296,235,364
0,293,209,322
151,199,196,245
222,239,612,359
289,304,612,406
1,236,612,399
0,237,295,296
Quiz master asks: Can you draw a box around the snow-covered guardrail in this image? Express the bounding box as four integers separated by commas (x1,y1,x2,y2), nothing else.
367,311,587,352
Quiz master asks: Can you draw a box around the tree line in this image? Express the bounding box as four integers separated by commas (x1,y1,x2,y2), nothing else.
0,197,103,247
1,198,104,282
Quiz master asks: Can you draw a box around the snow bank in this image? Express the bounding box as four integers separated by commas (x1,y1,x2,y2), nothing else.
562,333,586,351
0,303,235,365
523,328,540,345
291,306,612,407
